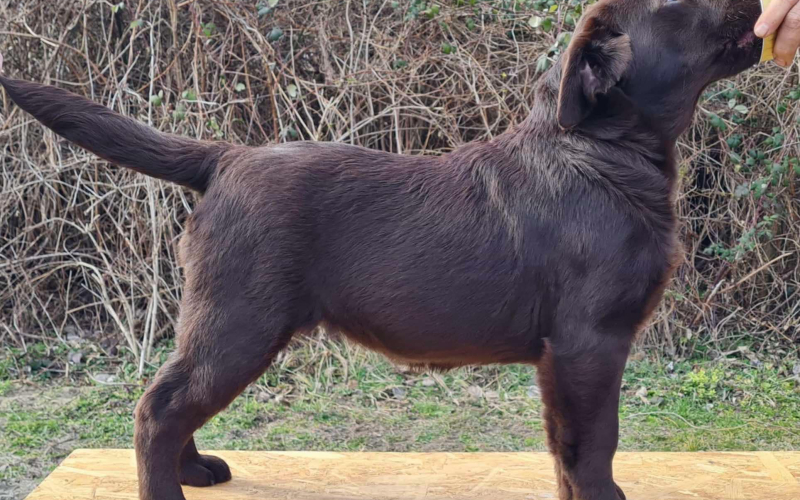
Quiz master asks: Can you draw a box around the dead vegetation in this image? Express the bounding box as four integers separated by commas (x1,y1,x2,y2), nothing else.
0,1,798,373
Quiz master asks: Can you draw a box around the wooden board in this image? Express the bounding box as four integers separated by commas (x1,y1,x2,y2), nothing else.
25,449,800,500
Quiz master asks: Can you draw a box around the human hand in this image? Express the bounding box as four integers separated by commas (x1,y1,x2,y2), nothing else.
756,0,800,67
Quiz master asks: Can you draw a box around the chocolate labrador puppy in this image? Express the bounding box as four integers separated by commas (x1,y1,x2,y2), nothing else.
0,0,763,499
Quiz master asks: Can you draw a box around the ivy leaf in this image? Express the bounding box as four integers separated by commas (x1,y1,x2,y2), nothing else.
202,23,216,37
181,89,197,102
709,114,727,130
268,0,279,7
268,27,284,41
535,54,551,73
286,83,298,98
130,19,143,29
282,126,298,139
734,183,750,198
235,82,246,93
150,90,164,106
173,103,186,121
734,104,748,114
753,181,768,199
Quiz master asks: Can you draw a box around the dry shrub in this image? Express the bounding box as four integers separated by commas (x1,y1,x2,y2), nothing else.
0,1,798,371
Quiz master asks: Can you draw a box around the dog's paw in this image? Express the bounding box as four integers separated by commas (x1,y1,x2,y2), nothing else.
179,454,232,487
199,454,232,483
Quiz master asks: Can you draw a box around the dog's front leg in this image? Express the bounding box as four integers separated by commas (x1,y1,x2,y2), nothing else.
536,336,630,500
553,458,575,500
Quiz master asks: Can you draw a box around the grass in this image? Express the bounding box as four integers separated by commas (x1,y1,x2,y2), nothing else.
1,337,798,499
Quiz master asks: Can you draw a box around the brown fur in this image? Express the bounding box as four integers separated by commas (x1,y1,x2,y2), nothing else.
0,1,764,499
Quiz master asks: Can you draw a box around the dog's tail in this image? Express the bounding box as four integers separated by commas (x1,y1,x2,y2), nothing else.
0,61,228,193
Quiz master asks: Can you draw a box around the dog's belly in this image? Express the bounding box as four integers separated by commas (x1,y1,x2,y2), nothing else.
311,228,548,365
324,317,547,367
315,267,550,367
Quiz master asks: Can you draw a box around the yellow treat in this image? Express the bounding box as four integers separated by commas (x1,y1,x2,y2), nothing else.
761,0,775,63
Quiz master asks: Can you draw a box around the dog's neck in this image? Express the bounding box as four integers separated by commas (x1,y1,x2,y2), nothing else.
520,58,678,174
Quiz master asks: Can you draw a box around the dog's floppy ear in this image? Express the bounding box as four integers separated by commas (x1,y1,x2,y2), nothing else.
557,15,632,130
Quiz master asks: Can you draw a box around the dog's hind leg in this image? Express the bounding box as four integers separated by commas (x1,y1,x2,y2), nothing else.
536,335,631,500
133,292,297,500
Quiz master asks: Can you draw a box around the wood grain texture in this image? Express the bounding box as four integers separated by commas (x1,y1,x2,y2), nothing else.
24,450,800,500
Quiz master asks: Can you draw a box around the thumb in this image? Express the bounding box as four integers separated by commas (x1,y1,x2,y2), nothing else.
756,0,800,38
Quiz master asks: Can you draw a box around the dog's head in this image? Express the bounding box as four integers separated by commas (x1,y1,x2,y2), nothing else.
557,0,762,136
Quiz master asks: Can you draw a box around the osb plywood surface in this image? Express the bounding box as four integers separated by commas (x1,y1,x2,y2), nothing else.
25,449,800,500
